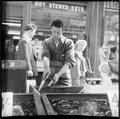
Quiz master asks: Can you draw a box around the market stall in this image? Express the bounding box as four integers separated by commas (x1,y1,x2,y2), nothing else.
2,82,118,117
2,1,119,117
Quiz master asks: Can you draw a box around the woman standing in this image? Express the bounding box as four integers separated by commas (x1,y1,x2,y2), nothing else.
71,40,93,86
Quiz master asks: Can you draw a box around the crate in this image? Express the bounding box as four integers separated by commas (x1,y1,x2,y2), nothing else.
30,85,85,115
13,93,46,116
30,85,85,116
41,93,112,116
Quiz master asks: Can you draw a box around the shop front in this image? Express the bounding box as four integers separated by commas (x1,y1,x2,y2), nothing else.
2,1,104,75
2,1,119,83
2,1,119,76
2,1,119,117
98,1,119,82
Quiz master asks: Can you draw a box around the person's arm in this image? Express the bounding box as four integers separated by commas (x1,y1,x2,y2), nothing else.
58,39,76,74
53,39,76,84
42,56,51,79
64,39,76,68
42,40,51,79
76,57,81,78
55,63,69,77
53,63,69,84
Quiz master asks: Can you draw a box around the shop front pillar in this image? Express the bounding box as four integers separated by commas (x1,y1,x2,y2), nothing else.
88,2,104,77
22,1,31,33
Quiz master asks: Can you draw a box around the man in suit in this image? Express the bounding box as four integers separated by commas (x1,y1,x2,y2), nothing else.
17,24,38,77
42,19,76,86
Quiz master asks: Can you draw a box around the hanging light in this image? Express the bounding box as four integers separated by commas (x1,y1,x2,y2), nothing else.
8,30,21,35
2,22,21,27
13,36,20,40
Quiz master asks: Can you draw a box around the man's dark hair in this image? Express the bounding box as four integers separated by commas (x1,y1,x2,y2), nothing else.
51,19,64,28
24,24,37,31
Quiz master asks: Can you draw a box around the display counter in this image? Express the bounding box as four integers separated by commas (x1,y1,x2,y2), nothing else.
81,84,118,94
2,83,118,116
30,83,118,116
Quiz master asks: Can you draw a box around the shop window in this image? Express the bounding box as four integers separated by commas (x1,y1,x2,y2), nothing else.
99,2,119,80
103,2,119,62
2,19,22,60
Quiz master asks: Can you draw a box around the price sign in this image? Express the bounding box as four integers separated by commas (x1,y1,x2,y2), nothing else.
107,89,119,117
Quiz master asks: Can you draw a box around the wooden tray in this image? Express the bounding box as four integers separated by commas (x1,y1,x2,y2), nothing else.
13,93,46,115
30,86,84,115
41,93,112,115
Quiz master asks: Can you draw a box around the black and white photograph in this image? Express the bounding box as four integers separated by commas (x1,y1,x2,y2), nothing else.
1,1,119,117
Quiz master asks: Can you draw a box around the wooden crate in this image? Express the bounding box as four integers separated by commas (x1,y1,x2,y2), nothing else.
41,93,112,116
30,85,84,115
13,93,46,116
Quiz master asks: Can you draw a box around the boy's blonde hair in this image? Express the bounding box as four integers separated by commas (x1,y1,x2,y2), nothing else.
75,40,87,50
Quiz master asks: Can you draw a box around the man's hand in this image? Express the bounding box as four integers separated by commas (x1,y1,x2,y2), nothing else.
53,73,60,85
43,67,51,79
27,70,33,77
52,63,70,85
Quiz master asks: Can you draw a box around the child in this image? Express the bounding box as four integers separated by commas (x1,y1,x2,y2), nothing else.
71,40,93,86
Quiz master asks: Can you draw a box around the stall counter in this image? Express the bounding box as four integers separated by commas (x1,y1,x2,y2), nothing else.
82,84,118,94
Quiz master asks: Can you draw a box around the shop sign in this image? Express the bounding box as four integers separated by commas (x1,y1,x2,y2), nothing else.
34,2,86,12
104,2,119,10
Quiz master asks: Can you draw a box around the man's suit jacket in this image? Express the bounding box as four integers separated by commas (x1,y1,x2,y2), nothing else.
17,35,38,76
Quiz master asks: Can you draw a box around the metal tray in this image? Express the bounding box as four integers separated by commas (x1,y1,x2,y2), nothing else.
41,93,112,116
